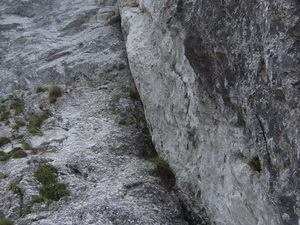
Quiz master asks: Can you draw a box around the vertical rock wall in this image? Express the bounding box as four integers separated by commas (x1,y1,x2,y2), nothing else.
118,0,299,224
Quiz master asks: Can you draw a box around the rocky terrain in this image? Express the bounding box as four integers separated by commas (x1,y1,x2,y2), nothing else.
0,0,299,224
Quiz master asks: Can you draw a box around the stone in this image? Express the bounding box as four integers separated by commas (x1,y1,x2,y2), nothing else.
118,0,299,224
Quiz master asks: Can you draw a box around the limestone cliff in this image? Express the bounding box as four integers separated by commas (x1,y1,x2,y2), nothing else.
118,0,299,224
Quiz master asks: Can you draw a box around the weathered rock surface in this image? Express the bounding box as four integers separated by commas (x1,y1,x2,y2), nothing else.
0,0,189,224
118,0,299,225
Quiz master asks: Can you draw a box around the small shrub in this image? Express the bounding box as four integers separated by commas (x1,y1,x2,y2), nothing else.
0,219,14,225
34,164,58,185
118,119,127,125
0,111,9,121
39,182,69,201
36,86,47,93
48,86,62,104
10,101,24,115
248,156,262,172
0,137,10,147
29,196,45,205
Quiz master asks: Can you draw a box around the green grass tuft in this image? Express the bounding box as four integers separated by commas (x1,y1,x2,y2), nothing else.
48,86,62,104
29,196,45,205
0,152,10,161
39,182,69,201
8,181,21,195
118,119,127,125
0,111,9,121
27,113,49,136
0,137,10,147
10,148,27,158
36,86,48,93
34,163,69,201
0,105,6,113
10,101,24,115
34,163,58,185
0,174,8,179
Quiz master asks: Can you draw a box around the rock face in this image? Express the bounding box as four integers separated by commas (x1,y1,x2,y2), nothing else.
118,0,299,225
0,0,189,224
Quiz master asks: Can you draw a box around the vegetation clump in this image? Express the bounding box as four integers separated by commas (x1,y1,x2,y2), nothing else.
145,150,176,190
27,110,51,136
34,164,58,185
36,86,47,93
118,119,127,125
0,147,27,161
129,82,140,100
0,174,8,179
12,120,26,130
0,152,10,161
39,183,69,201
10,148,27,158
0,219,14,225
8,181,21,195
33,163,68,202
10,101,24,115
48,86,62,103
248,155,262,172
0,105,6,113
0,111,9,121
0,137,10,147
29,196,45,205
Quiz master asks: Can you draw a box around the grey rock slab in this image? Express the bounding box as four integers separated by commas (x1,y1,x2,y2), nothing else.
118,0,299,224
0,0,188,224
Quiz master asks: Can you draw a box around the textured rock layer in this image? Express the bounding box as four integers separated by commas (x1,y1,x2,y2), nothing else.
0,0,189,224
118,0,299,224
